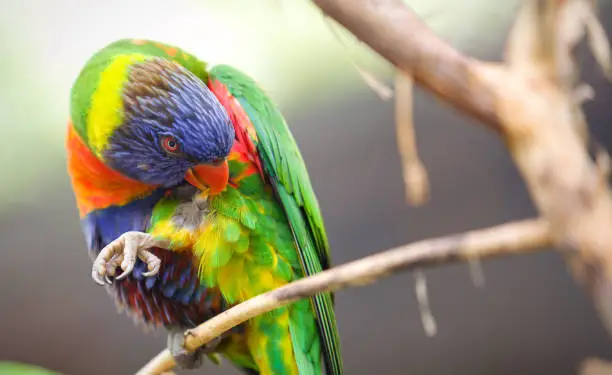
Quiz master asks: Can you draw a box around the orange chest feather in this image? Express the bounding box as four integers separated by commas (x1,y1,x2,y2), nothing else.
65,124,158,217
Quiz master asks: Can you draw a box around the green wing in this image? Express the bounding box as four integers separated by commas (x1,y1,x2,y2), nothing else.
209,65,343,375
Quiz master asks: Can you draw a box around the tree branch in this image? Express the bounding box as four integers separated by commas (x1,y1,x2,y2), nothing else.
312,0,501,128
313,0,612,336
137,218,551,374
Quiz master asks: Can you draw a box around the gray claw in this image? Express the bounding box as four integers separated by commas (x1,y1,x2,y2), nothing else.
142,266,159,278
92,271,105,286
91,232,162,286
116,264,133,281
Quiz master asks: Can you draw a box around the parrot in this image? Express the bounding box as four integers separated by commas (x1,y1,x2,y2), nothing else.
66,39,343,375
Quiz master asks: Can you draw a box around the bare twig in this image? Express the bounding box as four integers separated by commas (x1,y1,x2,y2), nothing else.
312,0,500,127
468,259,486,288
324,17,394,100
137,219,551,374
414,269,437,337
395,70,430,205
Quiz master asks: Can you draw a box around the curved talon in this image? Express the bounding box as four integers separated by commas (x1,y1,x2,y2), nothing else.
103,254,121,285
116,264,134,281
140,249,161,277
142,268,159,278
92,271,106,286
90,232,163,285
105,254,122,278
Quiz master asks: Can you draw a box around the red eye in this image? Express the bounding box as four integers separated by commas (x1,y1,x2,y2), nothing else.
161,136,180,154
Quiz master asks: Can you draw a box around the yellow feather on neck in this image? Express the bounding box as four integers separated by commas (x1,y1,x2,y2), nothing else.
87,53,148,156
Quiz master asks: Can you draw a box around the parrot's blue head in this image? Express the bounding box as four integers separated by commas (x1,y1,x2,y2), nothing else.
105,58,235,194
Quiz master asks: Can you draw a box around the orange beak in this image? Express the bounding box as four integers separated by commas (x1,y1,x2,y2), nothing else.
184,161,229,195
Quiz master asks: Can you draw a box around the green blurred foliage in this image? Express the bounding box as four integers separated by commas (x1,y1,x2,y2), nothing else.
0,362,61,375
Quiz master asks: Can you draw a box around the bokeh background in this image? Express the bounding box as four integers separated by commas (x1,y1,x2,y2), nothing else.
2,0,612,374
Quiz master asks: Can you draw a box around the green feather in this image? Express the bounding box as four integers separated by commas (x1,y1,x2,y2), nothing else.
210,65,343,375
275,256,294,282
224,220,242,243
150,196,180,223
236,234,250,254
209,66,330,267
209,237,233,268
251,238,275,266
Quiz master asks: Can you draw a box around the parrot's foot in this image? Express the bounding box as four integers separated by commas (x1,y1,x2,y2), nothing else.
91,231,166,286
167,329,222,370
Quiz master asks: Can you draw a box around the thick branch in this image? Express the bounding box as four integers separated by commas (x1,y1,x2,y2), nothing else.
312,0,500,128
137,219,552,374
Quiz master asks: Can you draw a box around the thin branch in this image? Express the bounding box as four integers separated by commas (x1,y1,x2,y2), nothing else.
414,269,437,337
137,218,552,374
395,70,430,205
323,16,394,100
312,0,612,336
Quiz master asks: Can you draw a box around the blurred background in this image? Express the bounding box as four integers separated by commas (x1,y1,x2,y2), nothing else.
1,0,612,374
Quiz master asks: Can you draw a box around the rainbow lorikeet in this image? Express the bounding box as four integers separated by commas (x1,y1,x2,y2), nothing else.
66,39,343,375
